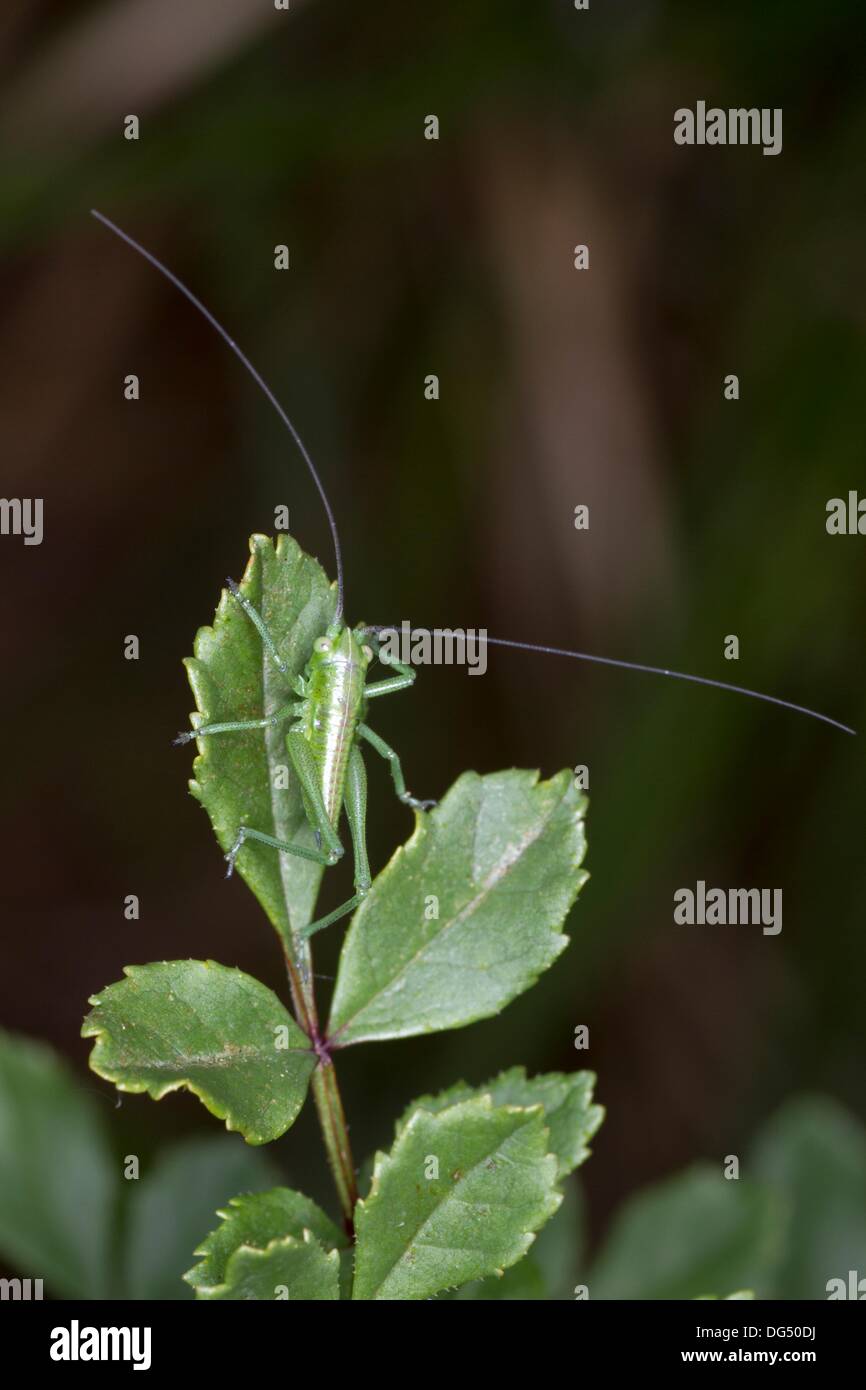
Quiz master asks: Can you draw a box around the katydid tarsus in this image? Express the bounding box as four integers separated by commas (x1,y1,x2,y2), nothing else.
91,210,856,942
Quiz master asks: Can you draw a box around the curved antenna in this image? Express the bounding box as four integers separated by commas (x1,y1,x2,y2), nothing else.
91,209,345,620
365,627,855,735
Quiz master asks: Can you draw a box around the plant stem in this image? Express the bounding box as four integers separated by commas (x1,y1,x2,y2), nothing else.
311,1058,358,1236
283,946,317,1036
284,939,358,1234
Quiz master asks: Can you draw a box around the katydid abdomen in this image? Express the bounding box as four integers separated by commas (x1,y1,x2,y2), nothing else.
297,627,370,828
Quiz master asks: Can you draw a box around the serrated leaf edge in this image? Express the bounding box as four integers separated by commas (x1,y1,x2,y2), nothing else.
184,1187,346,1290
354,1095,562,1300
330,770,588,1045
181,534,337,950
81,960,314,1146
191,1228,339,1300
396,1065,606,1176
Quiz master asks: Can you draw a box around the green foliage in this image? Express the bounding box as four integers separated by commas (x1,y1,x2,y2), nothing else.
194,1234,340,1301
0,1031,114,1299
83,960,316,1144
77,536,595,1298
751,1095,866,1300
5,1027,866,1300
186,1189,343,1285
122,1137,281,1300
328,769,587,1045
6,0,863,1307
586,1165,783,1300
62,533,866,1300
186,1189,348,1300
580,1097,866,1301
185,534,337,950
353,1097,561,1300
0,1030,277,1299
396,1067,603,1179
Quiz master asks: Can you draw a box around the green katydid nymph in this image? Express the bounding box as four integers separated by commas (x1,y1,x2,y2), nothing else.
181,605,434,943
90,211,856,944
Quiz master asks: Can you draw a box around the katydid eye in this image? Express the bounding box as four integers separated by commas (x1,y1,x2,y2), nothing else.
314,638,331,654
362,645,373,662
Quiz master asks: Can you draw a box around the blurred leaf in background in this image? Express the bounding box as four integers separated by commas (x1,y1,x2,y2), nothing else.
751,1096,866,1302
0,1031,114,1299
3,1030,865,1299
122,1135,281,1300
0,1030,278,1299
585,1166,783,1301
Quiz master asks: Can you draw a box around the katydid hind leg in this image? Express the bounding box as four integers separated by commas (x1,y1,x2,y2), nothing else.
286,731,344,859
343,744,372,891
227,730,345,876
299,746,372,942
225,824,338,878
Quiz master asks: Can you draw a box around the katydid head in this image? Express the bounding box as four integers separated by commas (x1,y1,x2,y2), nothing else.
310,625,371,673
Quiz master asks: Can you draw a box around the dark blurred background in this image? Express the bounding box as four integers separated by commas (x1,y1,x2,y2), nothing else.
1,0,864,1264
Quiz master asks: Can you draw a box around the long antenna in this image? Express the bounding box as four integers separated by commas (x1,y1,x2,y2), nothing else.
90,209,345,620
366,627,855,735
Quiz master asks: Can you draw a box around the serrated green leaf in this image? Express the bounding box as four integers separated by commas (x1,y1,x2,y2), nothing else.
82,961,316,1144
199,1231,340,1300
124,1137,279,1300
397,1067,603,1179
353,1096,561,1300
427,1160,589,1301
588,1165,783,1300
186,1187,346,1295
184,533,337,951
0,1030,115,1299
329,769,588,1045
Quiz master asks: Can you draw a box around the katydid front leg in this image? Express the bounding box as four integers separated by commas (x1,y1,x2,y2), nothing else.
364,648,416,699
172,702,301,746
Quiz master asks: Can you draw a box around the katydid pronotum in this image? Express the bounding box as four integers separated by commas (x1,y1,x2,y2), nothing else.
91,210,856,944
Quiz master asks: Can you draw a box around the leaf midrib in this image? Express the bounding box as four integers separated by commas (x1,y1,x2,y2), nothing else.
262,565,307,954
360,1108,541,1299
116,1046,312,1070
